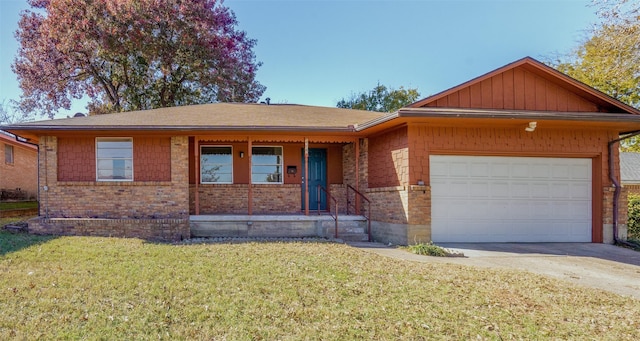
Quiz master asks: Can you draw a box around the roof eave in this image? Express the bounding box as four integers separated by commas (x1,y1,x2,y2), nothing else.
0,125,356,133
397,107,640,122
354,111,399,131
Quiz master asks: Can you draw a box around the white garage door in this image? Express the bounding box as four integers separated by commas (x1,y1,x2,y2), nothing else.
430,155,592,242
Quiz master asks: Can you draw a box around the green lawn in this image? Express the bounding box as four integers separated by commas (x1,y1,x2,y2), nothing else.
0,201,38,211
0,233,639,340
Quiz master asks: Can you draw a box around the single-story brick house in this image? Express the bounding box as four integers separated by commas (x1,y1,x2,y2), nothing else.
620,152,640,195
1,131,38,201
4,57,640,244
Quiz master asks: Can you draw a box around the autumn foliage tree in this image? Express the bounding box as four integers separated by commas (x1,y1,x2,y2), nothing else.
550,0,639,109
13,0,265,118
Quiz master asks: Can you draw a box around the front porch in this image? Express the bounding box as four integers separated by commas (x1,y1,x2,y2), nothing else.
190,214,370,241
188,135,367,216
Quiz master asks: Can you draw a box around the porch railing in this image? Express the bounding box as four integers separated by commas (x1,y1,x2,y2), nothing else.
317,185,339,238
346,184,371,242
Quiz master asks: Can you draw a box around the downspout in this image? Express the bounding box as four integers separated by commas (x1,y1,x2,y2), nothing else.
608,129,640,245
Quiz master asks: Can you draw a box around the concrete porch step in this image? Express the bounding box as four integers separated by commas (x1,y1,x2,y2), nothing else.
319,218,369,241
336,233,370,242
190,214,369,240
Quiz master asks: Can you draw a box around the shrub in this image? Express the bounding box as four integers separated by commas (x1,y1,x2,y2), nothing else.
407,242,448,257
628,193,640,241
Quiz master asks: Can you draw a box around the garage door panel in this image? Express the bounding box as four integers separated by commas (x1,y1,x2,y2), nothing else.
430,155,592,243
571,160,591,180
531,183,550,198
511,182,530,197
450,182,469,196
470,162,490,177
570,183,591,198
450,162,469,177
511,163,531,178
430,162,448,177
510,201,530,218
552,164,571,179
490,182,510,197
469,182,489,197
550,183,570,198
530,164,550,178
490,162,510,177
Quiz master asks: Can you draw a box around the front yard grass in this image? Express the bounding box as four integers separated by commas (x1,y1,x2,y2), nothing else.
0,201,38,211
1,233,639,339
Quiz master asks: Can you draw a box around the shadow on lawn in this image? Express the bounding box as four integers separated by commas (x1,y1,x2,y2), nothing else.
0,230,57,256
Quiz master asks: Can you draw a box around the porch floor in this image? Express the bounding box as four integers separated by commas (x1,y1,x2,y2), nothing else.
190,214,365,222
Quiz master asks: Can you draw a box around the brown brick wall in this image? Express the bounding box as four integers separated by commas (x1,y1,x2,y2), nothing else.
190,184,304,214
134,137,171,181
361,124,625,243
253,184,301,214
29,217,189,241
34,136,189,240
188,142,343,186
58,136,95,181
625,184,640,195
367,186,408,224
57,136,171,182
1,138,38,198
368,127,408,188
603,186,629,242
407,125,616,186
192,184,250,214
341,139,368,214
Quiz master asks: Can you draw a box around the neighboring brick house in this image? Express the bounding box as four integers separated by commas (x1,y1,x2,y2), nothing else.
621,152,640,195
3,57,640,244
0,132,38,200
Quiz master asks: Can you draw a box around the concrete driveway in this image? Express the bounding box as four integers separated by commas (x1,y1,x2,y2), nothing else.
350,242,640,299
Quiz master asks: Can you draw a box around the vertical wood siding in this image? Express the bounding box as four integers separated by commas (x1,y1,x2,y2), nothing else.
424,67,600,112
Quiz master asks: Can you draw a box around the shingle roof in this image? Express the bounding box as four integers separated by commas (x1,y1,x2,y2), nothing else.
4,103,385,131
620,152,640,183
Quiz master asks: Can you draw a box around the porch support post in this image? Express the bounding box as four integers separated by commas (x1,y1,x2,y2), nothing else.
194,136,200,215
304,137,309,216
248,137,253,215
355,138,361,213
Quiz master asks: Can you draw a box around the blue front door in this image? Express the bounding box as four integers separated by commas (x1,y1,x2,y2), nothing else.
301,148,327,210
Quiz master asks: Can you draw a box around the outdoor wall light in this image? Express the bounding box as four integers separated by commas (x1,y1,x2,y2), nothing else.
239,151,244,158
525,121,537,132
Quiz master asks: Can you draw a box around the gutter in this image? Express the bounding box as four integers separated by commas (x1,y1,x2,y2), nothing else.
397,107,640,122
12,133,39,148
608,129,640,245
0,125,357,133
354,111,399,131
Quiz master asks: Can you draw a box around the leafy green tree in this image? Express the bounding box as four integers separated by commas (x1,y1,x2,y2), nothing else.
13,0,265,118
550,0,640,109
337,83,420,112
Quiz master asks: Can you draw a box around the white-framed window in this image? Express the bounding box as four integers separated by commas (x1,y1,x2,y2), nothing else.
252,146,283,184
200,146,233,184
4,144,13,164
96,137,133,181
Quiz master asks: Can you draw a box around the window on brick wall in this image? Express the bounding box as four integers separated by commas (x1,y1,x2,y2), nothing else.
96,138,133,181
4,144,13,164
200,146,233,183
252,146,283,184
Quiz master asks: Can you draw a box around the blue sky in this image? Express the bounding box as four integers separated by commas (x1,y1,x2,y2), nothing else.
0,0,597,119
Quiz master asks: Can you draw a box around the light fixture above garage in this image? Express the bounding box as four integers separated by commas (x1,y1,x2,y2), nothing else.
525,121,537,132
